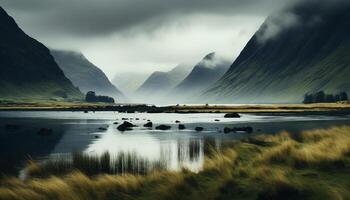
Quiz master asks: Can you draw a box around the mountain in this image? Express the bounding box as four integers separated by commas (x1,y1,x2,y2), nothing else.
135,64,192,103
171,53,230,101
203,1,350,103
112,72,149,96
51,50,126,101
0,7,82,101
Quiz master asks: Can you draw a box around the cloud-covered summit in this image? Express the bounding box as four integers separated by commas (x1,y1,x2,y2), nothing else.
257,0,350,43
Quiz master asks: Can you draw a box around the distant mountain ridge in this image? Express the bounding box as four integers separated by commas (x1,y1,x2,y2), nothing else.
51,50,125,101
112,72,149,96
203,1,350,103
171,52,230,102
135,64,192,103
0,7,82,100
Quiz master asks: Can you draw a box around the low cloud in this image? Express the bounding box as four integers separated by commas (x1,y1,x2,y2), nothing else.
2,0,291,37
256,0,350,43
257,12,299,43
0,0,299,77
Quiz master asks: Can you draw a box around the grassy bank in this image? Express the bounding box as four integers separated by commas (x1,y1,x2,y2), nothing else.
170,102,350,113
0,102,350,113
1,126,350,200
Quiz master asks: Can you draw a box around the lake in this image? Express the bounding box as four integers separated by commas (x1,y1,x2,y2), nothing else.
0,111,349,176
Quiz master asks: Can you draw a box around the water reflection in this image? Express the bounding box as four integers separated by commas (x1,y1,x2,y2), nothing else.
0,111,349,176
85,129,208,172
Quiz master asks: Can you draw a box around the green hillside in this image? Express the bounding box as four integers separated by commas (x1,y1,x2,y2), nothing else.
0,7,82,102
51,50,126,102
203,2,350,103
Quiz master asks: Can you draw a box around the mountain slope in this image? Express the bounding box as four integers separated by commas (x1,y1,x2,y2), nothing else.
135,64,192,102
51,50,125,101
112,72,149,96
0,7,82,100
172,53,230,101
203,1,350,103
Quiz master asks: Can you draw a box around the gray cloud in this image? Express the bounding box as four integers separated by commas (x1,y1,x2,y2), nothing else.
2,0,293,37
256,0,350,43
0,0,300,79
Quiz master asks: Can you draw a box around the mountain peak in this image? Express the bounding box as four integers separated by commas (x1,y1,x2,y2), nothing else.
203,52,216,60
203,1,350,103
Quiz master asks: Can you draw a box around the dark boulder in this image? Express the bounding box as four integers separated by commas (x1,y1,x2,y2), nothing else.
195,127,204,132
175,120,181,123
117,121,135,131
178,124,186,130
224,113,241,118
214,119,220,122
37,128,53,136
144,122,153,128
156,125,171,130
98,127,108,131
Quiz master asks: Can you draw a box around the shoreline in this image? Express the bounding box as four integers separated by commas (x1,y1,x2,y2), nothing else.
0,102,350,114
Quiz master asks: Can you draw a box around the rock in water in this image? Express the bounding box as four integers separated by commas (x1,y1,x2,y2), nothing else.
155,125,171,130
195,127,204,132
178,124,186,130
98,127,108,131
224,113,241,118
144,122,153,128
117,121,135,131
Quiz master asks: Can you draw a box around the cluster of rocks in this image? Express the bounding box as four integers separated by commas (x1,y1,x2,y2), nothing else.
115,119,193,132
113,112,248,133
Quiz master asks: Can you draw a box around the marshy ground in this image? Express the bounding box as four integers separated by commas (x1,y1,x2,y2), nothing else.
1,126,350,200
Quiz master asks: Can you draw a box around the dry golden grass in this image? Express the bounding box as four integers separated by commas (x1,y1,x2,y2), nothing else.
0,172,143,200
1,101,350,113
171,102,350,113
0,126,350,200
204,149,238,171
258,126,350,168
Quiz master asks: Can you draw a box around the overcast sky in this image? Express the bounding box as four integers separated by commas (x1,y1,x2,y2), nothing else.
1,0,296,79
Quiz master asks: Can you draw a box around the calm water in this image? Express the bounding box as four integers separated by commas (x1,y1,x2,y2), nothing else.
0,111,349,176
